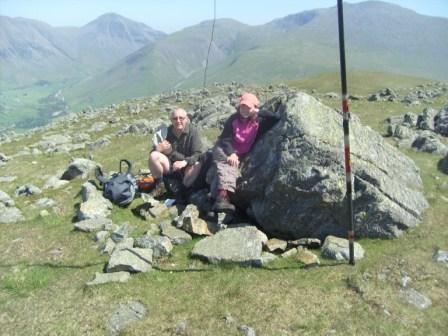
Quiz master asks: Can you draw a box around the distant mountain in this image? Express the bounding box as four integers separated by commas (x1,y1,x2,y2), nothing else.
0,13,165,86
76,13,165,70
67,1,448,108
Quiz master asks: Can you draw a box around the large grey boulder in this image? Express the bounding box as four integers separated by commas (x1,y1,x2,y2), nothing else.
237,93,428,239
191,226,266,266
434,104,448,136
77,182,113,221
61,158,97,180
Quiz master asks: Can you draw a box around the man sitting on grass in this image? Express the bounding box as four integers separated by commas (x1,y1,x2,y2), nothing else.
148,107,204,197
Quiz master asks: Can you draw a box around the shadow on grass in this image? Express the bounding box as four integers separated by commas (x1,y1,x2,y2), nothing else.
0,261,104,269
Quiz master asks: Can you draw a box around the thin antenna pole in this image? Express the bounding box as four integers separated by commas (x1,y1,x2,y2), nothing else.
203,0,217,90
337,0,355,265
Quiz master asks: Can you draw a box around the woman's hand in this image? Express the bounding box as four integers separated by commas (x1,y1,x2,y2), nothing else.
172,160,187,171
227,153,239,167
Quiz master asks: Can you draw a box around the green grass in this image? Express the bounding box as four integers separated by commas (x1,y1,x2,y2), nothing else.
287,71,434,96
0,75,447,335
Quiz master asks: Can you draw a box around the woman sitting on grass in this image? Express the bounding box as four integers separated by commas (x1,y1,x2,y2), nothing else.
209,92,280,212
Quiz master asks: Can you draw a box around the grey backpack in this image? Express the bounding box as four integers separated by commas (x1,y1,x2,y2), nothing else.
95,159,137,207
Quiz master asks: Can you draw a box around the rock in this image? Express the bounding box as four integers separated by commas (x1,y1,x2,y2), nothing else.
238,325,257,336
107,301,147,336
0,204,24,224
288,238,321,249
61,158,97,180
15,184,42,196
94,231,110,243
175,204,215,236
74,217,113,232
433,249,448,266
296,248,320,267
160,221,192,245
281,248,298,258
86,271,131,286
441,154,448,174
417,107,437,130
321,235,365,261
191,226,265,266
411,131,448,155
77,182,113,220
111,222,130,243
265,238,288,252
401,288,432,309
134,235,173,257
102,238,116,255
106,248,153,273
0,190,14,207
42,175,69,190
36,134,71,150
434,104,448,136
237,93,428,239
261,252,278,265
34,198,56,208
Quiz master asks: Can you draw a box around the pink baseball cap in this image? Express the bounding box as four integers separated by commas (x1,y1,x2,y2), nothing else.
239,93,260,109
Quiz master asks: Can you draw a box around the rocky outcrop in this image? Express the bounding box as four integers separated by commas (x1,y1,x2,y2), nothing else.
236,92,428,239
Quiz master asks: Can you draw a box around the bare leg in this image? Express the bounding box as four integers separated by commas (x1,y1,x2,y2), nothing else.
148,151,170,179
183,162,202,187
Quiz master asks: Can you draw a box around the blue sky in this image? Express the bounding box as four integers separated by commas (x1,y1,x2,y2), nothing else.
1,0,447,33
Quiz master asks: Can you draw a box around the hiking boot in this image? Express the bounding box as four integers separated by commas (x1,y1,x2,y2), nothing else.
152,180,166,197
212,197,235,213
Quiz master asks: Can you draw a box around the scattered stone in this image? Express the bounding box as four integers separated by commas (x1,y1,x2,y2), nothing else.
102,238,116,255
175,204,216,236
106,248,153,273
288,238,321,249
261,252,278,266
0,204,24,224
77,182,113,220
15,184,42,197
265,238,287,252
111,222,131,243
134,235,173,257
114,238,134,251
281,248,298,258
86,271,131,286
433,249,448,266
74,217,113,232
172,320,189,335
61,158,98,180
94,230,110,243
191,226,265,266
42,175,69,190
238,324,257,336
321,236,365,261
160,221,192,245
401,288,432,310
0,190,14,207
34,197,56,208
296,247,320,267
107,301,147,336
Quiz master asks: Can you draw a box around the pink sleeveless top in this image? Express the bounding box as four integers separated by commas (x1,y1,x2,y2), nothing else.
231,117,259,155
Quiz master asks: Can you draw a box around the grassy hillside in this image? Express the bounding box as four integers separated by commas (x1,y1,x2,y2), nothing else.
287,71,435,95
0,76,447,335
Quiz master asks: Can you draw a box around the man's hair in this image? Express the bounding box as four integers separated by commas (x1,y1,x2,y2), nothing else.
170,107,187,118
